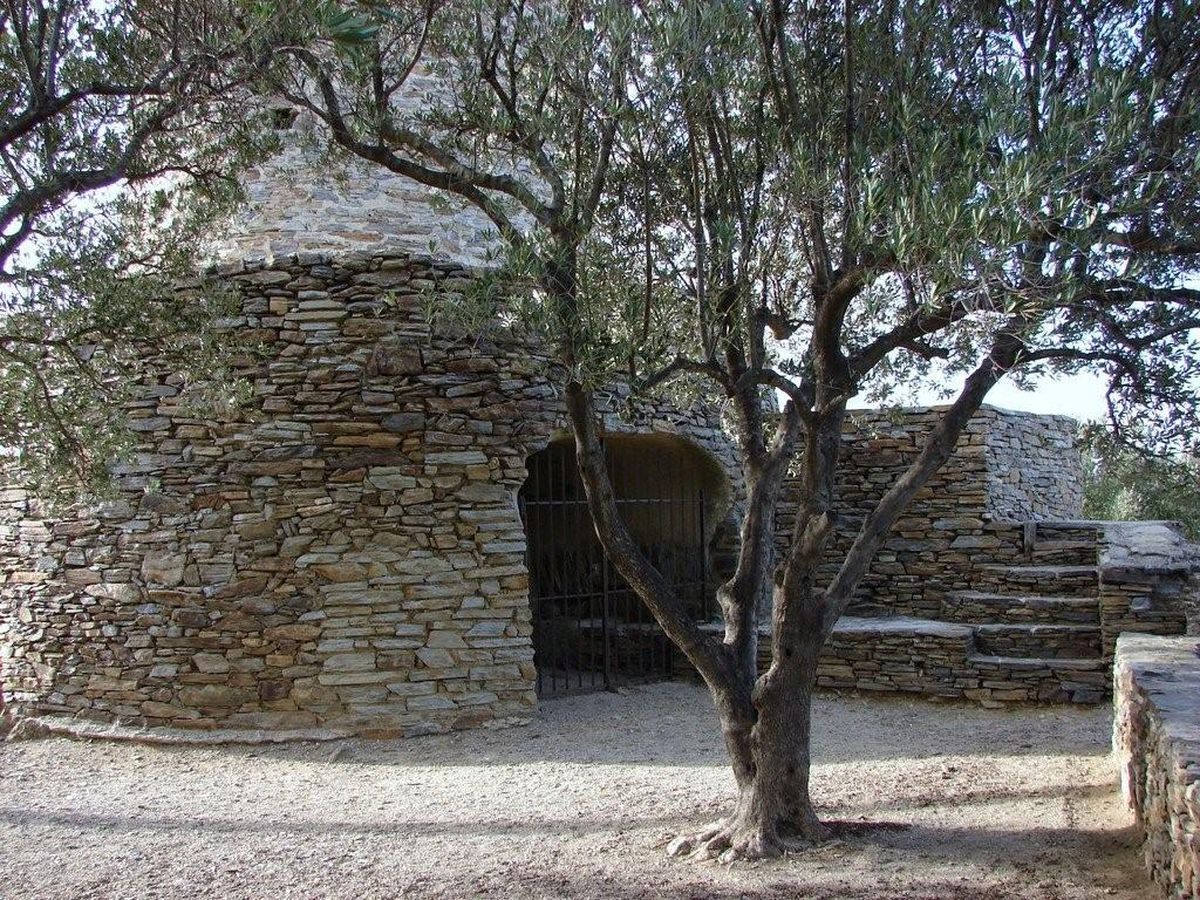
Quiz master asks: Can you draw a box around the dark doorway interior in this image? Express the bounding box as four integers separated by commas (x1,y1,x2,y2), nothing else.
519,434,726,698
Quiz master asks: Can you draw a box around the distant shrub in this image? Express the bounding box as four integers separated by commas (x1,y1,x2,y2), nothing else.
1080,429,1200,540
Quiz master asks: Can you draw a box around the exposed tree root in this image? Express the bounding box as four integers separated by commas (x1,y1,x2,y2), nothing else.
666,814,831,863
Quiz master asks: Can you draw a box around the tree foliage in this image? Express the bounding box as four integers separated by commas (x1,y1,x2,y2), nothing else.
1081,428,1200,539
0,0,279,495
264,0,1200,859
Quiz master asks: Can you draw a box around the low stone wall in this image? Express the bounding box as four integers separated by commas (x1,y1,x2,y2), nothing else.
0,250,739,739
813,617,977,700
814,617,1107,705
691,616,1107,706
779,406,1083,620
1114,633,1200,898
1101,523,1197,658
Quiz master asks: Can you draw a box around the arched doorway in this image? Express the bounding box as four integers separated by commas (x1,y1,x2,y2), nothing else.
519,434,730,697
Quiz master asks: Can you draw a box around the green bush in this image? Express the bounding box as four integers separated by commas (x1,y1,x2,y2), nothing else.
1081,430,1200,540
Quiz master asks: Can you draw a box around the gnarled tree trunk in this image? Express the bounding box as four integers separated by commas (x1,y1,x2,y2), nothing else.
673,589,830,861
563,328,1024,863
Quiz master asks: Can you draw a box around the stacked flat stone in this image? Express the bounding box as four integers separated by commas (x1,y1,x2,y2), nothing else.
1101,522,1199,654
209,88,510,270
2,249,1195,733
777,406,1083,620
765,415,1195,706
0,250,739,738
1114,633,1200,898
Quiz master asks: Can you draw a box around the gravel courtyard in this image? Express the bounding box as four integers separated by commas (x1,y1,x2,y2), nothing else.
0,682,1154,899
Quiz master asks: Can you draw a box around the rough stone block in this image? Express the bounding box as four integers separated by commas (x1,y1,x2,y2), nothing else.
178,684,251,708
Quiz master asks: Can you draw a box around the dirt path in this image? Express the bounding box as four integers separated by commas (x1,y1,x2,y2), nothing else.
0,683,1154,899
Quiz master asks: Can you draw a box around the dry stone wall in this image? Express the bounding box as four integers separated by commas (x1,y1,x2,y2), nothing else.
786,518,1192,707
0,251,738,738
688,615,1109,704
1114,633,1200,898
4,242,1189,725
814,616,1109,704
779,406,1083,619
211,93,512,269
764,409,1196,707
983,408,1082,521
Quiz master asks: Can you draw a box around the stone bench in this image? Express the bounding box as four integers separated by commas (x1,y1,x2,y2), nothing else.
693,615,1106,705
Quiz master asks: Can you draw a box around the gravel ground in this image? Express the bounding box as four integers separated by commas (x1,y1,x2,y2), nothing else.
0,682,1154,900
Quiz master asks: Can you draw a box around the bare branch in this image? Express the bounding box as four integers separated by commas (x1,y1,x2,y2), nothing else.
824,326,1027,630
638,355,730,394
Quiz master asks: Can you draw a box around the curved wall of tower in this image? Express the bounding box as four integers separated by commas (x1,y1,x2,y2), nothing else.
0,250,739,738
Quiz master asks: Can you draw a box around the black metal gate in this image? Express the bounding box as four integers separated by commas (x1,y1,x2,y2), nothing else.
519,438,711,698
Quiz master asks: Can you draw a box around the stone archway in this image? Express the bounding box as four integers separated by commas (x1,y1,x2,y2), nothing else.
518,433,731,697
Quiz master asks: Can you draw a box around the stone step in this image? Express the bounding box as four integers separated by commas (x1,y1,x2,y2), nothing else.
974,564,1099,597
964,652,1109,704
1028,539,1098,566
965,652,1107,673
942,591,1100,625
696,616,1113,707
972,623,1103,659
1017,521,1105,542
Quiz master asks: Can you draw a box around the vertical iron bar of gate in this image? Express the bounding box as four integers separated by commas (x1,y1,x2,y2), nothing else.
664,459,674,678
608,444,619,689
587,468,597,692
521,489,536,697
539,448,547,696
554,447,564,697
541,448,550,696
567,446,579,692
601,523,612,691
539,453,548,695
699,489,708,622
573,446,583,692
570,445,581,692
599,442,610,690
618,446,629,686
655,452,666,679
666,455,675,676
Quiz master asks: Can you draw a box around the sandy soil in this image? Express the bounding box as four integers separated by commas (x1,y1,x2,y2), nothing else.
0,683,1155,900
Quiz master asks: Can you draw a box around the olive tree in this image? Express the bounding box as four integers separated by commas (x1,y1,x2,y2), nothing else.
0,0,282,494
271,0,1200,860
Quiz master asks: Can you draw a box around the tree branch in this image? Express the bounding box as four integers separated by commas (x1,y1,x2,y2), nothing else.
823,325,1027,633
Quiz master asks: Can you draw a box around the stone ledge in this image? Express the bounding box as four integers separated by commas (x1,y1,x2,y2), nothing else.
966,653,1103,671
696,615,1105,705
830,615,974,639
699,615,974,639
9,715,353,745
7,713,536,745
1102,521,1200,581
1113,633,1200,899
